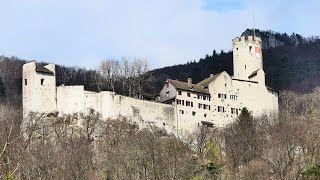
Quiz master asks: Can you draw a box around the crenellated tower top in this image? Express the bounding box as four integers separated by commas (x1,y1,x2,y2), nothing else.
232,35,262,45
232,35,263,81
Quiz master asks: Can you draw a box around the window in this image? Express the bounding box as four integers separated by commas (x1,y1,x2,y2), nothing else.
198,103,203,109
203,104,210,110
178,91,182,95
166,91,169,98
41,78,45,85
191,102,193,107
218,93,226,99
179,110,184,114
187,92,191,97
218,106,225,112
182,100,184,106
192,111,196,116
230,95,238,100
231,108,239,115
204,113,207,117
200,95,210,101
24,79,27,86
249,46,252,52
176,99,182,105
186,101,191,106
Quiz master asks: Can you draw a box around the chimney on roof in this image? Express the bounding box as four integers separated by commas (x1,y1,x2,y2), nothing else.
210,74,214,77
187,78,192,88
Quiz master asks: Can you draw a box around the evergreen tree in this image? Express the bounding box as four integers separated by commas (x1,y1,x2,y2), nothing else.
224,108,261,171
212,50,217,56
0,77,5,100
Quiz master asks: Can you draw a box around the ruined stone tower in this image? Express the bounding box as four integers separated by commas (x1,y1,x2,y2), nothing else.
22,61,56,117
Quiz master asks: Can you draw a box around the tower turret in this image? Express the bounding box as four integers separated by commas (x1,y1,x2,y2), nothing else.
232,36,263,81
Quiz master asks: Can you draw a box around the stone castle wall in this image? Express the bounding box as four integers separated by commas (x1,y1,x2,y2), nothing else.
22,61,178,133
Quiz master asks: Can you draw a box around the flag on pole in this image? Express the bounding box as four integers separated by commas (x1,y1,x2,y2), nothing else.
255,47,262,59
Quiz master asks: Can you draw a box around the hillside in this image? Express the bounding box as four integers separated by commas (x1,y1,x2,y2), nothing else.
1,29,320,179
149,29,320,95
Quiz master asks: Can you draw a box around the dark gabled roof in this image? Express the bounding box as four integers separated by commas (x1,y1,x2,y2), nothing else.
168,79,209,94
248,69,260,79
197,72,222,87
35,66,54,75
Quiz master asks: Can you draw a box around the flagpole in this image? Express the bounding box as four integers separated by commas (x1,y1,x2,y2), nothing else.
253,9,256,40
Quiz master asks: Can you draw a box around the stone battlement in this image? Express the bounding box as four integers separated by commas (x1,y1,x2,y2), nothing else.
232,35,262,44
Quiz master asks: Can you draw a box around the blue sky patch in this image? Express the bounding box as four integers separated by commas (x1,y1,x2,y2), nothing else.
203,0,246,11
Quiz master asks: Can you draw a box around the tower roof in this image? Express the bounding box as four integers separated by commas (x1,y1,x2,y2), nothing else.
35,65,54,75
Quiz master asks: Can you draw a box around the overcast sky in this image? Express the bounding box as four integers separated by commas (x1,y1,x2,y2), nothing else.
0,0,319,69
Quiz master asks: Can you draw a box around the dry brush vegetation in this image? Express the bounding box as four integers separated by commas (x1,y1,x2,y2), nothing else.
0,88,320,179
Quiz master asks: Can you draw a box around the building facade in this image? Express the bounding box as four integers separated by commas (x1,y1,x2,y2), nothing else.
157,35,278,132
23,35,278,134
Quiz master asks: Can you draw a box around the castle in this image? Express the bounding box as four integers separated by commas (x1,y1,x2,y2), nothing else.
23,35,278,134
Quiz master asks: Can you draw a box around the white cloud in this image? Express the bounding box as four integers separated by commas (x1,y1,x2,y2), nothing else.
0,0,319,69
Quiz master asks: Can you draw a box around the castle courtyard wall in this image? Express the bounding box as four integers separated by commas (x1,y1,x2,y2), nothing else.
57,85,85,115
99,92,177,133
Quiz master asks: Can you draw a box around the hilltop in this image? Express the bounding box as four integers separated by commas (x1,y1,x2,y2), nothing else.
149,29,320,95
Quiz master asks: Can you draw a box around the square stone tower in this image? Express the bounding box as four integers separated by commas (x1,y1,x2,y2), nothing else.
22,61,56,117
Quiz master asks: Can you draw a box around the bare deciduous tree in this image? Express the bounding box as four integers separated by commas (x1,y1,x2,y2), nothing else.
99,59,120,92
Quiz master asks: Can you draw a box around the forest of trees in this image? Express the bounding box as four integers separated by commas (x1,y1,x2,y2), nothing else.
1,29,320,178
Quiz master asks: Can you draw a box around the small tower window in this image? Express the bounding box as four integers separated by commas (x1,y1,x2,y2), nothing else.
249,46,252,52
41,78,45,85
24,79,27,86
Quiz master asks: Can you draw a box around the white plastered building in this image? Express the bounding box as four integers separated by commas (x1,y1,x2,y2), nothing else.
157,35,278,133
